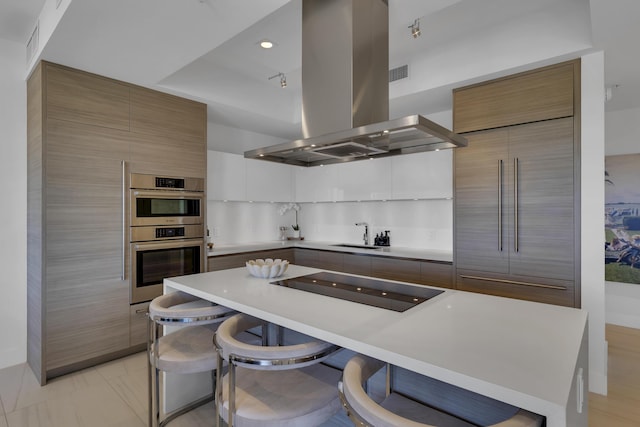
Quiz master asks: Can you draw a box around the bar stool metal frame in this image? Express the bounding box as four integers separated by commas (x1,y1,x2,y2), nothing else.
147,291,235,427
214,313,342,427
338,354,545,427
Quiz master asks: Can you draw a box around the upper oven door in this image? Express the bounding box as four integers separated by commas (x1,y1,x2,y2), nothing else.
130,190,204,226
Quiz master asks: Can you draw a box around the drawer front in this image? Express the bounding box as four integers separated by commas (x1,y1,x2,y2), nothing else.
456,271,575,307
209,248,295,272
420,262,453,288
294,248,344,271
371,257,421,284
130,302,150,347
342,253,371,276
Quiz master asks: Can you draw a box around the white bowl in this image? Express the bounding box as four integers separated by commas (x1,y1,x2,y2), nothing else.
246,258,289,278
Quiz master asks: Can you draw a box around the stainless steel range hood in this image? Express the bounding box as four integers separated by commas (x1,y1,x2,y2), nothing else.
245,0,466,167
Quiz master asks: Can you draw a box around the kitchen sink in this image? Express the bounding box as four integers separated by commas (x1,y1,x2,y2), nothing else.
331,243,384,251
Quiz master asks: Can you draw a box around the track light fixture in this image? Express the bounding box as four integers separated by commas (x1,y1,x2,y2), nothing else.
409,18,421,38
268,72,287,88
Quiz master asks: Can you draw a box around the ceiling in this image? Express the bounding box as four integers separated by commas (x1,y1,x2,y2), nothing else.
2,0,638,151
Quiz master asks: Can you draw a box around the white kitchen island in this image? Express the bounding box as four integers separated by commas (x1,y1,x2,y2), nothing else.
164,264,588,427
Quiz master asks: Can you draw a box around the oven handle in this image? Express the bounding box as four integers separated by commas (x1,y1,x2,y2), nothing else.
132,238,205,251
131,189,205,199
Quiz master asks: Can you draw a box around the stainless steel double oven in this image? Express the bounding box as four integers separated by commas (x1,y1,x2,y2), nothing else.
129,173,205,304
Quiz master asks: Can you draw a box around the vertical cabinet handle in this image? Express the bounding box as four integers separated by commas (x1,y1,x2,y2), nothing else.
498,160,503,251
514,157,519,253
122,160,127,281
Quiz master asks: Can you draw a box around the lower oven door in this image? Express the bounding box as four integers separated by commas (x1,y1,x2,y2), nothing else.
130,238,204,304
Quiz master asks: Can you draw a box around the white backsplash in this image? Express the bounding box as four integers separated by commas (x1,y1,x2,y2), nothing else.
207,199,452,251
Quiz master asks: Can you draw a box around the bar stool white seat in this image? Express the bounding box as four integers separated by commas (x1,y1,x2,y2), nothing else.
148,291,235,427
214,313,342,427
339,354,544,427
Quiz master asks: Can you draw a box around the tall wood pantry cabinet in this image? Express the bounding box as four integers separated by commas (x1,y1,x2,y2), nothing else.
27,62,207,384
452,60,580,307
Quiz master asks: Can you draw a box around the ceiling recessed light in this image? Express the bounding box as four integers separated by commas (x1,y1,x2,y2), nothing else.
260,40,273,49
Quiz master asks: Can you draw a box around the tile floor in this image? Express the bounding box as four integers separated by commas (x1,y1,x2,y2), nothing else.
0,352,351,427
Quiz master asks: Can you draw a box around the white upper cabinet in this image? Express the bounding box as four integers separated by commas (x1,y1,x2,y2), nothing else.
391,151,453,199
339,158,392,201
207,151,293,202
295,163,343,202
210,150,453,203
245,158,294,202
207,151,246,200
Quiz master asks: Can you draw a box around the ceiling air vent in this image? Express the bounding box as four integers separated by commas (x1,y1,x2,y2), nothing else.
389,65,408,82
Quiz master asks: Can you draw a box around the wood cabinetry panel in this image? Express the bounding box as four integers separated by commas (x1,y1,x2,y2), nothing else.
46,278,130,370
45,119,131,369
27,63,45,384
455,128,510,274
129,131,206,178
46,120,129,285
130,87,206,139
46,63,130,131
28,61,208,383
453,61,576,133
508,118,575,281
420,262,453,288
454,119,576,305
453,60,579,307
371,257,421,284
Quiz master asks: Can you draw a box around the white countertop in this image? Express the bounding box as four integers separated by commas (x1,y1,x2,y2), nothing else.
207,240,453,263
165,265,587,427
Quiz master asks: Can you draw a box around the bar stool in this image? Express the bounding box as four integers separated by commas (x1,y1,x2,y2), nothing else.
214,313,343,427
148,291,235,427
339,354,544,427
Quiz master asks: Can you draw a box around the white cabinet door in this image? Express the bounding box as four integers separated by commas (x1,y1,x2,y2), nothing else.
295,164,343,202
245,158,294,202
391,151,453,199
339,158,392,201
207,151,246,200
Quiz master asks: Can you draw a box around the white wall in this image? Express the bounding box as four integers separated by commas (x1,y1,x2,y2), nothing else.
0,38,28,369
604,106,640,328
580,51,607,394
207,122,287,155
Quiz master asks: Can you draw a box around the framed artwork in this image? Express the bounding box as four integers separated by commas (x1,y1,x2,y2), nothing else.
605,154,640,284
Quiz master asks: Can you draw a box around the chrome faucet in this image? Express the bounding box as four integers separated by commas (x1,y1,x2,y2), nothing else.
355,222,370,245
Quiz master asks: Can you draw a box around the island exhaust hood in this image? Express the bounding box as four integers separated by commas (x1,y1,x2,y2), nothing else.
245,0,467,167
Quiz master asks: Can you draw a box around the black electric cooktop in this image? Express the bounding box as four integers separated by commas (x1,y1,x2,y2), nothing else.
270,272,444,312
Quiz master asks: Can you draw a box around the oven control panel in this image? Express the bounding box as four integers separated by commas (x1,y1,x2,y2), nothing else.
156,227,186,239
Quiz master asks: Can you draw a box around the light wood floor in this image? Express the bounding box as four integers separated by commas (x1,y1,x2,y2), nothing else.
589,324,640,426
0,324,637,426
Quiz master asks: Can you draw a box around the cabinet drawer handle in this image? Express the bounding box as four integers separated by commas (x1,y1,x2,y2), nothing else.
135,308,148,314
459,274,567,290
